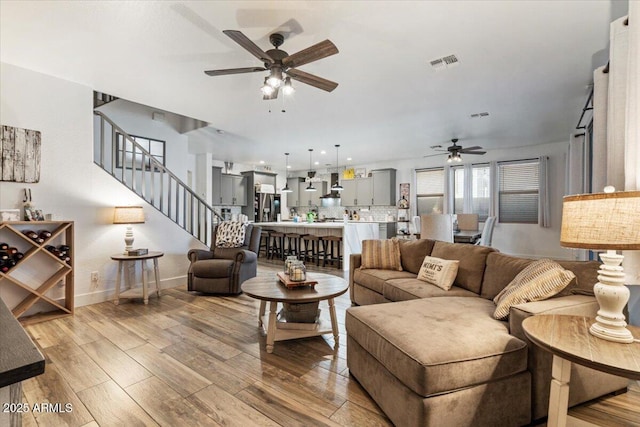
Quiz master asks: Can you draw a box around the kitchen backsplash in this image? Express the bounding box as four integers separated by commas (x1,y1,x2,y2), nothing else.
315,205,398,221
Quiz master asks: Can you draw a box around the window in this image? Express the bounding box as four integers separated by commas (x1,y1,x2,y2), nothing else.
116,133,165,171
451,164,490,221
498,160,539,223
416,168,444,215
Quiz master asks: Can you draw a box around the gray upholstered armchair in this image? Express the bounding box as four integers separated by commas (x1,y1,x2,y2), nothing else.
187,224,261,294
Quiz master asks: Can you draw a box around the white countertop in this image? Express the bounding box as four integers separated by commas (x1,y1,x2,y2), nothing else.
256,221,394,228
256,221,344,228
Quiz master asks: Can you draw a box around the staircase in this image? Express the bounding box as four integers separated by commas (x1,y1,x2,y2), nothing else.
93,110,221,247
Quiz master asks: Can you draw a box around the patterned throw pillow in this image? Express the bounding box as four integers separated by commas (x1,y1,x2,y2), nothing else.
493,259,576,320
215,221,246,248
360,239,402,271
417,256,460,290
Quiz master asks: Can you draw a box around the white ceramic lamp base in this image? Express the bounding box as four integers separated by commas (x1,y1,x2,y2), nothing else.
590,251,634,344
123,225,135,254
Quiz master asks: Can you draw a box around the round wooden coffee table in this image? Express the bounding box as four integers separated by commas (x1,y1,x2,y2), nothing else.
242,272,348,353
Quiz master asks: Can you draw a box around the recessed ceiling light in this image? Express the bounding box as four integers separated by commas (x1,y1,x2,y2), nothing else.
259,160,265,164
347,157,352,161
321,150,326,154
314,161,319,165
287,165,291,169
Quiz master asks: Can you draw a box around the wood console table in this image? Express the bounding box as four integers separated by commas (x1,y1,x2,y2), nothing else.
522,314,640,427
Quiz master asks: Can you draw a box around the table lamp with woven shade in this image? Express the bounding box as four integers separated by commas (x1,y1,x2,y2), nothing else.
560,190,640,343
113,206,145,254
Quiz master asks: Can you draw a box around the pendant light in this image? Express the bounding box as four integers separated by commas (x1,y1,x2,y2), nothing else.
332,144,344,191
281,153,293,193
305,149,316,192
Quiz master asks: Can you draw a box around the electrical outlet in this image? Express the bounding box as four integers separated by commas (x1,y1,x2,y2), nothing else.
90,271,99,283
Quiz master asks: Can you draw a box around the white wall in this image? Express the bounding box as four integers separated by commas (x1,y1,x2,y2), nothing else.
0,62,207,311
332,141,574,260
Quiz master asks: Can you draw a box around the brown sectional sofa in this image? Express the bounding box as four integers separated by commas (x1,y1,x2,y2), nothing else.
346,239,627,427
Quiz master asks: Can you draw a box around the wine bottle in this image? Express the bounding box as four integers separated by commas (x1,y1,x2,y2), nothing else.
44,245,56,252
0,242,8,251
6,247,18,256
13,252,24,261
38,230,52,240
23,230,39,241
58,245,70,253
0,262,9,273
0,251,9,261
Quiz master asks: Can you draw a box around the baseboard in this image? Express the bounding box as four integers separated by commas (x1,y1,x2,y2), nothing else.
73,275,187,307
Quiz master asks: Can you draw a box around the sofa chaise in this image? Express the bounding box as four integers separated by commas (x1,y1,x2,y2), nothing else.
346,238,627,426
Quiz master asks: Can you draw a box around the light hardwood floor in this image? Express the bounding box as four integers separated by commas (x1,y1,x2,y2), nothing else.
19,261,640,426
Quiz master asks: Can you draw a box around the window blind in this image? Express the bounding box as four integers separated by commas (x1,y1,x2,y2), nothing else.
498,160,539,223
416,168,445,215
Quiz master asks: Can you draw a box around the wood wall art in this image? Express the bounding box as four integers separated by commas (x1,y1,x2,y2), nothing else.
1,125,41,183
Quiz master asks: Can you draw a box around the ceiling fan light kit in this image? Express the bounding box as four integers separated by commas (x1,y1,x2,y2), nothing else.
426,138,486,163
205,30,338,100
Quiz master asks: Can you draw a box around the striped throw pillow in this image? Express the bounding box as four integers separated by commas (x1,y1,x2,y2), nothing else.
493,259,576,320
360,239,402,271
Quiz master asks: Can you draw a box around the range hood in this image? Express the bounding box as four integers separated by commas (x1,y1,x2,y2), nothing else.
320,173,341,198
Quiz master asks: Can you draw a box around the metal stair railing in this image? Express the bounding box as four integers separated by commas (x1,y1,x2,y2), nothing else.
93,111,222,247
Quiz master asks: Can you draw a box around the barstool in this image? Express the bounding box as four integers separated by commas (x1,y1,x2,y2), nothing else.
322,235,343,269
285,233,305,259
268,231,285,260
258,229,273,258
301,234,324,266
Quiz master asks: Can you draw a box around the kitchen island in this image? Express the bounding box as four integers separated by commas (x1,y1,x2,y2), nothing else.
257,221,380,271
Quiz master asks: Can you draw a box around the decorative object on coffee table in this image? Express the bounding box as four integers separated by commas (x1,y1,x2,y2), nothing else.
560,189,640,343
113,206,145,254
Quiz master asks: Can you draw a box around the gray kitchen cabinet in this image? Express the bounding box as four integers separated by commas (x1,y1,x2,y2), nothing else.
231,175,247,206
372,168,397,205
214,172,247,206
212,166,223,205
286,177,303,207
300,181,327,208
341,178,372,206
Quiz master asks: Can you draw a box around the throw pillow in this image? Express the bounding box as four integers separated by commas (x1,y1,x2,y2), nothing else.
360,239,402,271
493,259,576,320
215,221,246,248
416,256,460,290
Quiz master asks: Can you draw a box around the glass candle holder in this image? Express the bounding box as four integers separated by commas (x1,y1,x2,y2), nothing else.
284,255,298,274
290,261,306,282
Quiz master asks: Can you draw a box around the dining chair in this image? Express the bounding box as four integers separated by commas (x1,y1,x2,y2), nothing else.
476,216,496,246
457,213,479,231
420,214,454,242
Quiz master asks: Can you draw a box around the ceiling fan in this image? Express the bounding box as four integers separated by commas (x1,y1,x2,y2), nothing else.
204,30,339,100
424,139,486,162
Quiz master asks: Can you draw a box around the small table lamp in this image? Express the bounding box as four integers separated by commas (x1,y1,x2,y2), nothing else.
113,206,145,254
560,190,640,343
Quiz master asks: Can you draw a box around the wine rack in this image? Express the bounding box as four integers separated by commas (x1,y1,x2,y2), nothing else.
0,221,74,325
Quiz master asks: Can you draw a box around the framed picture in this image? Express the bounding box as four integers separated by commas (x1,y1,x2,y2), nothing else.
355,168,367,179
24,207,45,221
343,168,355,180
0,209,21,221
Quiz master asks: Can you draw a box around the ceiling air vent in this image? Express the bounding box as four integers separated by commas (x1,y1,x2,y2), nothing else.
429,54,459,71
470,112,490,118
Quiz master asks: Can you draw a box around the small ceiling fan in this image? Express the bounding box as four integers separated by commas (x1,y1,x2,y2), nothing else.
424,139,486,162
204,30,339,100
